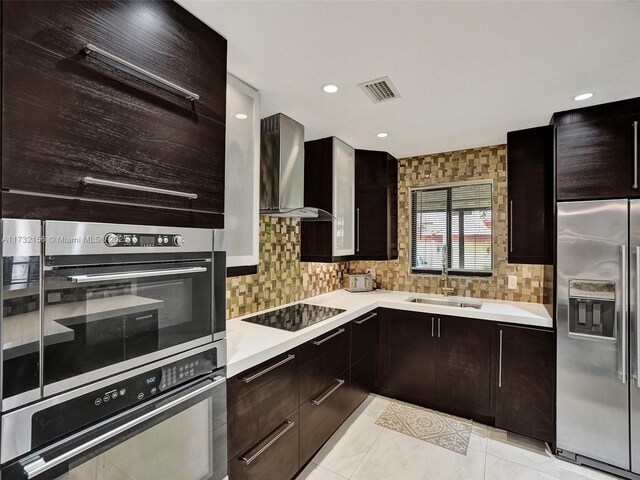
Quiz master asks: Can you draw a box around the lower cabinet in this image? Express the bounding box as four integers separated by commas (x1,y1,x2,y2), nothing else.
435,315,493,420
495,324,555,443
378,308,554,441
228,314,377,480
299,370,353,465
228,411,300,480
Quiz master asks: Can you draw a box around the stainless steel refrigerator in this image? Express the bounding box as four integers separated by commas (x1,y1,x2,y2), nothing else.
557,199,640,478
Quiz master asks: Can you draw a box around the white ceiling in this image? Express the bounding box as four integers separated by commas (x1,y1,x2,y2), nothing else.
177,0,640,158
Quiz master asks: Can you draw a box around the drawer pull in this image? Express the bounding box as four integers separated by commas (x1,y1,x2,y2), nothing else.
354,312,377,325
312,328,346,346
82,177,198,199
312,379,345,406
241,354,296,383
83,43,200,101
239,420,295,465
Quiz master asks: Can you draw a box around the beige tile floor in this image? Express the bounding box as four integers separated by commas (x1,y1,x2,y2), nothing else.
296,395,622,480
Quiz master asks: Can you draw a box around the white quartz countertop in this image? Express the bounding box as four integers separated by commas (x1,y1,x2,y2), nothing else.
226,289,553,377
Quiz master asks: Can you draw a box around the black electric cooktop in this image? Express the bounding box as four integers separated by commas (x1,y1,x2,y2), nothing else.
241,303,346,332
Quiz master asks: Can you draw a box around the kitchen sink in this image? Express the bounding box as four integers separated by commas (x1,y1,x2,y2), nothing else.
410,297,483,309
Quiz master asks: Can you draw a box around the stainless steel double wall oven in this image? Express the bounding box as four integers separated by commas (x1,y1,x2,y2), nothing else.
0,220,228,480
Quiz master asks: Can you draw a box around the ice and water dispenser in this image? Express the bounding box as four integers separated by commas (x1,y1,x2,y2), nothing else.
568,280,616,339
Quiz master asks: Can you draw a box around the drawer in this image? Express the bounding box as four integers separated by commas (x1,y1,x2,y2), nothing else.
227,351,299,460
299,371,352,465
351,311,378,364
298,325,350,403
2,34,224,213
2,0,227,124
228,411,299,480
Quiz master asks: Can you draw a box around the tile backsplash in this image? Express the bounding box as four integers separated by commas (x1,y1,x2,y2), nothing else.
351,144,552,304
226,143,552,320
226,217,348,319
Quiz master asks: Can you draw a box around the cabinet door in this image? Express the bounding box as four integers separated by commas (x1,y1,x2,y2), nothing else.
496,325,554,443
351,311,378,365
507,126,553,264
2,2,226,214
229,411,299,480
333,138,355,257
557,115,639,201
354,151,398,260
387,310,437,405
435,316,492,419
225,75,260,271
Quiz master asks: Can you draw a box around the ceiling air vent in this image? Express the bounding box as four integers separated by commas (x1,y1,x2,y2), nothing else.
358,76,401,103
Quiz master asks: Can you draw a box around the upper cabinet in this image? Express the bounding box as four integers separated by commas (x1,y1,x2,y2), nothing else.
507,126,554,265
301,137,355,262
354,150,398,260
225,75,260,274
1,0,227,227
555,98,640,201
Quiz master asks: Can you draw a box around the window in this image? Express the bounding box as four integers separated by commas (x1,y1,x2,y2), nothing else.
411,182,492,276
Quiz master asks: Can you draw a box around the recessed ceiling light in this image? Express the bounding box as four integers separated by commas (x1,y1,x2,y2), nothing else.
376,132,389,138
573,92,594,101
235,113,248,120
322,83,339,94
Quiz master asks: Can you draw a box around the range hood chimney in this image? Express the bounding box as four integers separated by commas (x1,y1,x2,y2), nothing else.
259,113,333,221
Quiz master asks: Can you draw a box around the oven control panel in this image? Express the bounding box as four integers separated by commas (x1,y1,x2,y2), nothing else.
31,348,218,448
104,232,184,247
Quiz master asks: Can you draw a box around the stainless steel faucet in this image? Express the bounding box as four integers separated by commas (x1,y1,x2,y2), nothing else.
441,244,454,296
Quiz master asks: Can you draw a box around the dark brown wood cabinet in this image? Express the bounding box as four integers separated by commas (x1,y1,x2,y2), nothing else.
298,324,351,404
1,0,227,226
435,315,493,421
507,126,554,265
228,411,300,480
379,308,437,405
299,369,352,466
378,309,493,424
354,150,398,260
349,311,378,409
227,351,299,461
301,137,355,262
495,325,554,443
555,97,640,201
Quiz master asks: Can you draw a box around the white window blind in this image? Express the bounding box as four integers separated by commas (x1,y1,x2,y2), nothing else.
411,182,492,276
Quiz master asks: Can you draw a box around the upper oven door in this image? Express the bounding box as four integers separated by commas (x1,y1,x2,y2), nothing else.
2,374,227,480
42,259,214,396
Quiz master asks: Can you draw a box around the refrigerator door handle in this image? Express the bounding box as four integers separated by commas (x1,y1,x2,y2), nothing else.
621,245,629,384
636,246,640,387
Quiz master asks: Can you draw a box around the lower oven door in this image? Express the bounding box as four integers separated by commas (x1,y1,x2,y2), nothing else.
43,260,214,395
2,374,227,480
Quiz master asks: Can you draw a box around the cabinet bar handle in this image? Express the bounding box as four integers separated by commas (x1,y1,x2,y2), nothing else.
509,201,514,253
356,207,360,252
239,420,295,465
82,177,198,199
84,43,200,101
621,245,629,384
354,312,377,325
437,318,441,338
313,328,346,346
498,329,503,388
312,379,345,406
634,121,638,189
636,246,640,388
431,317,435,338
241,354,295,383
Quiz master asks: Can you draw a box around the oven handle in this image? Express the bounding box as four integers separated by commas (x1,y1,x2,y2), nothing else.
21,376,225,479
68,266,208,283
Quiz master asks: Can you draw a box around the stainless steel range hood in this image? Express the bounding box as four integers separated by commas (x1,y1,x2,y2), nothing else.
260,113,334,221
